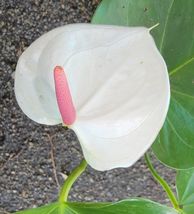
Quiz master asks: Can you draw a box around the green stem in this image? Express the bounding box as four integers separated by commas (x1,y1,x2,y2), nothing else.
59,159,87,203
144,153,182,212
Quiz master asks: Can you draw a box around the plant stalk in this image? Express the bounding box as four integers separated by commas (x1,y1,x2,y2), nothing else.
59,159,87,203
144,153,182,212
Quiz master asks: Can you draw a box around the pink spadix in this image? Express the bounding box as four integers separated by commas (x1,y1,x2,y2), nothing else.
54,66,76,125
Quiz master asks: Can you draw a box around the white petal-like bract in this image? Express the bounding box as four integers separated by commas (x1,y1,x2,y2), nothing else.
15,24,170,170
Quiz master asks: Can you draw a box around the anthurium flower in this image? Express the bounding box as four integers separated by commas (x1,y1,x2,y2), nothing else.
15,24,170,171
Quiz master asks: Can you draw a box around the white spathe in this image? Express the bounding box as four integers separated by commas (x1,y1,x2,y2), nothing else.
15,24,170,171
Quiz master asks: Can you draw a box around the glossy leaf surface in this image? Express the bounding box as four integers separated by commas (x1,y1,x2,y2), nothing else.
15,199,178,214
176,168,194,214
92,0,194,169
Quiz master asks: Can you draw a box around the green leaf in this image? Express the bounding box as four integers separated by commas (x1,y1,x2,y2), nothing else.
182,204,194,214
14,199,178,214
92,0,194,170
68,199,178,214
176,168,194,214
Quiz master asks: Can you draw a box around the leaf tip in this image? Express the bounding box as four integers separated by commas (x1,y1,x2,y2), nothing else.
149,23,160,32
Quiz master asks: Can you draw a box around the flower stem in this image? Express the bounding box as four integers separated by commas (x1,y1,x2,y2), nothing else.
59,159,87,203
144,153,181,212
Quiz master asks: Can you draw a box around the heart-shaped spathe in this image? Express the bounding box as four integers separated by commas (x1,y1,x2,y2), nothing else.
15,24,170,171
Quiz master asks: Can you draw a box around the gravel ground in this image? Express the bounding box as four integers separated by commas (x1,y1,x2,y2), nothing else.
0,1,176,213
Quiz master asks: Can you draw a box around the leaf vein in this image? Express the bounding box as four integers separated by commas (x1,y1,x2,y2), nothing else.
169,57,194,76
171,96,194,121
46,206,58,214
171,89,194,100
166,117,192,149
66,207,79,214
159,0,175,52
